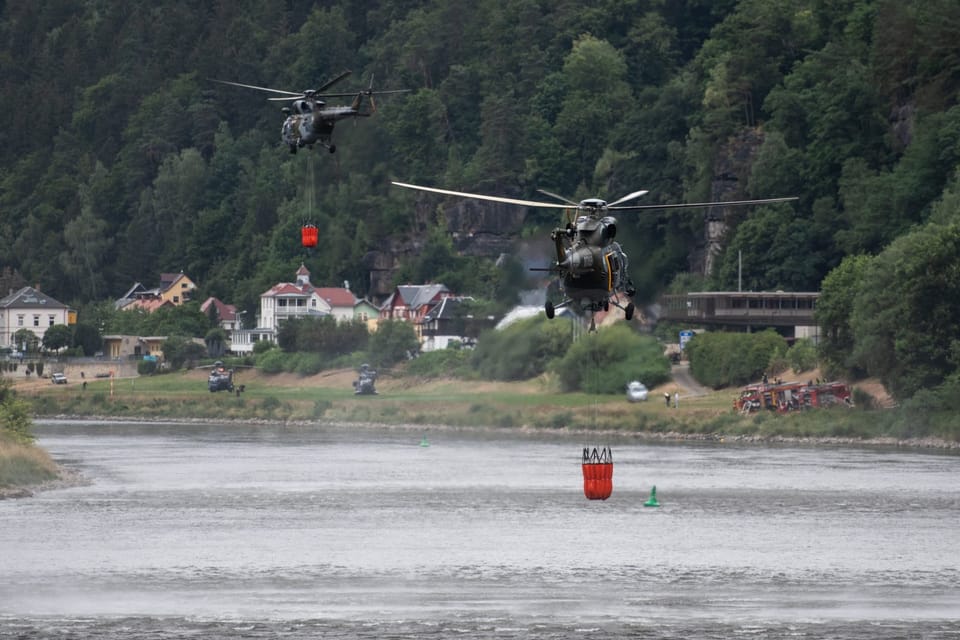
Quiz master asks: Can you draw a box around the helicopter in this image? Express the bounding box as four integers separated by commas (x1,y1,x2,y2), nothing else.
391,181,797,326
199,360,252,393
352,363,379,396
213,71,407,154
206,360,235,392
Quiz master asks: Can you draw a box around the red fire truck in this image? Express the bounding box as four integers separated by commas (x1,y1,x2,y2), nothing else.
735,380,853,414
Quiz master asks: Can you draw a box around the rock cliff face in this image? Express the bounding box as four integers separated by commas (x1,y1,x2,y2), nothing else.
364,194,529,298
691,127,767,277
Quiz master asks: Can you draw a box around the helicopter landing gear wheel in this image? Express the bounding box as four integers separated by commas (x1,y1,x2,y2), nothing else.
545,300,555,319
625,302,635,321
603,299,609,312
289,145,297,154
329,145,336,153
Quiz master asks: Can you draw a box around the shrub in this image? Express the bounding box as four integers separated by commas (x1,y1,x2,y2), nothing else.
404,348,472,378
293,352,324,376
552,324,671,393
252,340,276,355
367,320,420,367
471,316,570,381
786,338,818,373
686,330,788,388
137,360,158,375
257,348,289,374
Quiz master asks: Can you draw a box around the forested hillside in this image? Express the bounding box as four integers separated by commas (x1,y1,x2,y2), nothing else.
2,1,960,398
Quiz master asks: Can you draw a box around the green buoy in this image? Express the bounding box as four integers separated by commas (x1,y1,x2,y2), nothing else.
420,436,430,447
643,485,660,507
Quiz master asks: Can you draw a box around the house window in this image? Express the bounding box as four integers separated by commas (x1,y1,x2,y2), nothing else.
17,315,24,326
48,315,55,327
33,315,40,327
358,312,368,322
173,295,180,303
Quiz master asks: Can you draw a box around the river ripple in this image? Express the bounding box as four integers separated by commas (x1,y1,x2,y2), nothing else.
2,420,959,639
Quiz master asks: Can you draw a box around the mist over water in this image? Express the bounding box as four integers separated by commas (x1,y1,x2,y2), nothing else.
2,421,959,639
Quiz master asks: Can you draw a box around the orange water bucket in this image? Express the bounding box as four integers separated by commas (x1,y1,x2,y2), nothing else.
582,446,613,500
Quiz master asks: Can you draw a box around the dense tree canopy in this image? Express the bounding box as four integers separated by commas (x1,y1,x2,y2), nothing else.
3,1,960,400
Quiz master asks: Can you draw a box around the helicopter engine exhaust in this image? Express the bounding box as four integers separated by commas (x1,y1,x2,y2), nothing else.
560,246,597,273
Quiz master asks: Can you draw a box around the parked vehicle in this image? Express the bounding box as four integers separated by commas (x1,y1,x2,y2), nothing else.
626,380,649,402
734,380,852,413
51,373,68,384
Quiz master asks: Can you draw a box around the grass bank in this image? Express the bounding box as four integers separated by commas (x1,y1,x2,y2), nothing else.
0,437,59,494
14,367,959,447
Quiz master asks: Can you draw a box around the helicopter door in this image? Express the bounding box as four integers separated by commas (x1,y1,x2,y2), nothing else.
604,252,619,291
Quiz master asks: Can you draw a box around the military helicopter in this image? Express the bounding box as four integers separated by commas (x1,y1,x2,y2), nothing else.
391,181,797,326
206,360,235,392
352,363,378,395
213,71,407,154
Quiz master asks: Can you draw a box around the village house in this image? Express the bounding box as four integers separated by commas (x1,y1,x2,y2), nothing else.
379,284,452,324
101,335,167,360
0,286,73,351
200,297,240,332
115,272,197,311
230,265,366,353
419,295,482,352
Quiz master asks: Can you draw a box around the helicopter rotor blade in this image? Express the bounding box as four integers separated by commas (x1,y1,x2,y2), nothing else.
315,70,352,93
607,189,650,207
392,182,571,209
611,196,798,211
211,79,303,97
536,189,579,206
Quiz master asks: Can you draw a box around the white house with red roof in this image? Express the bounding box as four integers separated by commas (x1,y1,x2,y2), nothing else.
259,264,332,332
229,266,370,353
314,286,359,322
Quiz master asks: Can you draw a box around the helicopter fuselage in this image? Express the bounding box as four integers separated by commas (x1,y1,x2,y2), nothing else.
556,237,631,314
281,104,363,153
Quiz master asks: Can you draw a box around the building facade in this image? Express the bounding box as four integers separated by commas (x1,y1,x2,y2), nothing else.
0,286,72,350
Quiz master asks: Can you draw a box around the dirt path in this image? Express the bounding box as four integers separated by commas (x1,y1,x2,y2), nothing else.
671,362,711,397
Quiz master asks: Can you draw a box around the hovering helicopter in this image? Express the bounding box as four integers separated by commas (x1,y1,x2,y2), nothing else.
391,181,797,326
213,71,407,154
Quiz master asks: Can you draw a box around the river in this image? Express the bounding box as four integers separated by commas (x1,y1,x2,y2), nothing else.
2,420,959,639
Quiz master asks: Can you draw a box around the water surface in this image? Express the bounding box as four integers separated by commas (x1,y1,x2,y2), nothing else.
2,421,958,638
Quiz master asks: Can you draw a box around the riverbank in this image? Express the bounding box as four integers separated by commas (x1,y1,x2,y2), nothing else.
34,414,960,450
9,365,960,456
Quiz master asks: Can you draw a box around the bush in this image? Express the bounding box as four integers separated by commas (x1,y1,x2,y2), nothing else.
137,359,158,375
257,348,289,374
367,320,420,368
786,338,818,373
471,316,570,381
292,352,324,376
686,330,788,388
551,324,671,393
252,340,276,355
404,348,472,378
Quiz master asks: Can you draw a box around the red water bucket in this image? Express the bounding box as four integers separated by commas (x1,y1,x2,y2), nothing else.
301,224,319,248
582,446,613,500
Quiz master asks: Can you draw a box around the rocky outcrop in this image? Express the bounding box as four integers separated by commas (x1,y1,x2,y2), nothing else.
695,127,768,276
364,192,530,298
